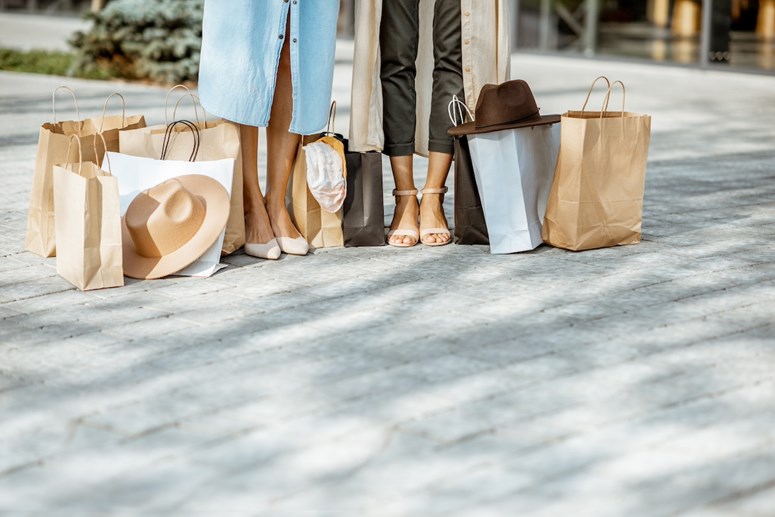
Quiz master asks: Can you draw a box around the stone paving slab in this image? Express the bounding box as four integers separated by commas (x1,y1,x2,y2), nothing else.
1,53,775,515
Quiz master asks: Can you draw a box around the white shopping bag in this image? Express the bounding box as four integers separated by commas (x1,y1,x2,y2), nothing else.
106,151,235,277
467,125,560,254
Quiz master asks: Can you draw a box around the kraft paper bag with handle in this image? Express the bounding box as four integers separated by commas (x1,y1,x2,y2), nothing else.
118,85,245,256
290,137,345,248
289,103,345,248
96,92,147,163
25,87,146,258
108,121,235,278
53,135,124,291
542,77,652,251
448,96,489,245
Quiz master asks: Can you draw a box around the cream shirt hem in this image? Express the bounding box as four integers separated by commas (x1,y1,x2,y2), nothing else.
349,0,511,157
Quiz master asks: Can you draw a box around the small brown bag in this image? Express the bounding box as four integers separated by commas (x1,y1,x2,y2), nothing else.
53,135,123,291
542,77,652,251
25,88,146,257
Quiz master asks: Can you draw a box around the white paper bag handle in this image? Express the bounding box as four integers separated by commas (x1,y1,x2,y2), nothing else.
97,92,127,133
52,86,81,123
164,85,203,127
581,76,613,119
448,95,473,127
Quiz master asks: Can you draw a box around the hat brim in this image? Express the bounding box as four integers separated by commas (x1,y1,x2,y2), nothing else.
122,174,230,280
448,114,561,137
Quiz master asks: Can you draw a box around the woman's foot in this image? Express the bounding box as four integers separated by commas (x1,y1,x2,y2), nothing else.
387,189,420,247
420,187,451,246
265,192,309,256
244,202,281,260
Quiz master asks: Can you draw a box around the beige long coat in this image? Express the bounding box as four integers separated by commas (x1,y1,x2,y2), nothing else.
349,0,511,156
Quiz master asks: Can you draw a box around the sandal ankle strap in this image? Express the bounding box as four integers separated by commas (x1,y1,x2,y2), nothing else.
392,189,419,197
421,187,449,195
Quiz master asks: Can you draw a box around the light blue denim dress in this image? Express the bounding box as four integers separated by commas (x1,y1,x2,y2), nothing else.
198,0,340,135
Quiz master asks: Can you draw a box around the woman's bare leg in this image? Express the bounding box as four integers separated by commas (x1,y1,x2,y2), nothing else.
263,20,303,242
388,156,420,246
240,124,277,245
420,151,452,244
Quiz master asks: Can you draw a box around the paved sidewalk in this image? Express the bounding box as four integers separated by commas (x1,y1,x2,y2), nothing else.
1,53,775,516
0,12,89,52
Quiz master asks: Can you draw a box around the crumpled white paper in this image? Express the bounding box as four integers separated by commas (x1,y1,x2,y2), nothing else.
304,140,346,213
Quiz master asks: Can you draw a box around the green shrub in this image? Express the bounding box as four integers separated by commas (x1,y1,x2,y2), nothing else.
0,48,73,75
0,48,112,79
70,0,204,84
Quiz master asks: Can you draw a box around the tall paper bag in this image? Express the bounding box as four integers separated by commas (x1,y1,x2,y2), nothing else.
118,88,245,255
542,78,652,251
290,135,344,248
53,137,123,291
342,142,385,247
26,88,145,257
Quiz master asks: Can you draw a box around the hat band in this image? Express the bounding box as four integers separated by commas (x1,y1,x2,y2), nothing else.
475,109,541,129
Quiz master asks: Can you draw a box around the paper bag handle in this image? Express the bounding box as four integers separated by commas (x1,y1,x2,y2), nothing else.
580,76,612,117
64,135,83,174
97,92,127,133
448,95,473,127
172,93,210,127
609,80,626,117
53,86,81,123
164,85,203,127
160,120,200,162
325,101,337,135
91,132,112,174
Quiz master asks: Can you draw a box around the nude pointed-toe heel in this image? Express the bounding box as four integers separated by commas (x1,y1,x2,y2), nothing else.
244,239,282,260
277,236,309,256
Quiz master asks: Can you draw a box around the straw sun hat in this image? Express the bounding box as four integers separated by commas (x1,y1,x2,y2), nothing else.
122,175,229,280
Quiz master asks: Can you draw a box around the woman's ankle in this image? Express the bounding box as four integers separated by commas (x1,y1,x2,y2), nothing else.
263,191,285,214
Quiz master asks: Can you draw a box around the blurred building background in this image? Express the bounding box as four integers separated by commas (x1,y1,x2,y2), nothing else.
1,0,772,73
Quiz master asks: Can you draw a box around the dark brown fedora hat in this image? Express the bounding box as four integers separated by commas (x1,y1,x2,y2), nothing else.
448,80,560,136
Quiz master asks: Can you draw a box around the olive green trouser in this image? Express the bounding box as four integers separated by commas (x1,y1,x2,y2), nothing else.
380,0,464,156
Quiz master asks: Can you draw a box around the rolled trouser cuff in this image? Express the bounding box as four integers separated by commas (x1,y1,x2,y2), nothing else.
383,142,416,157
428,139,454,155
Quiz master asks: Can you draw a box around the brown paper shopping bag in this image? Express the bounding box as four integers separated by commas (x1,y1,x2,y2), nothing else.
542,77,651,251
290,134,345,248
25,88,146,257
53,136,123,291
119,86,245,255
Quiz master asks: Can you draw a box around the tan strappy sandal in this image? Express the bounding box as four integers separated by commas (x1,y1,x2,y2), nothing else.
420,187,451,247
387,189,419,247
